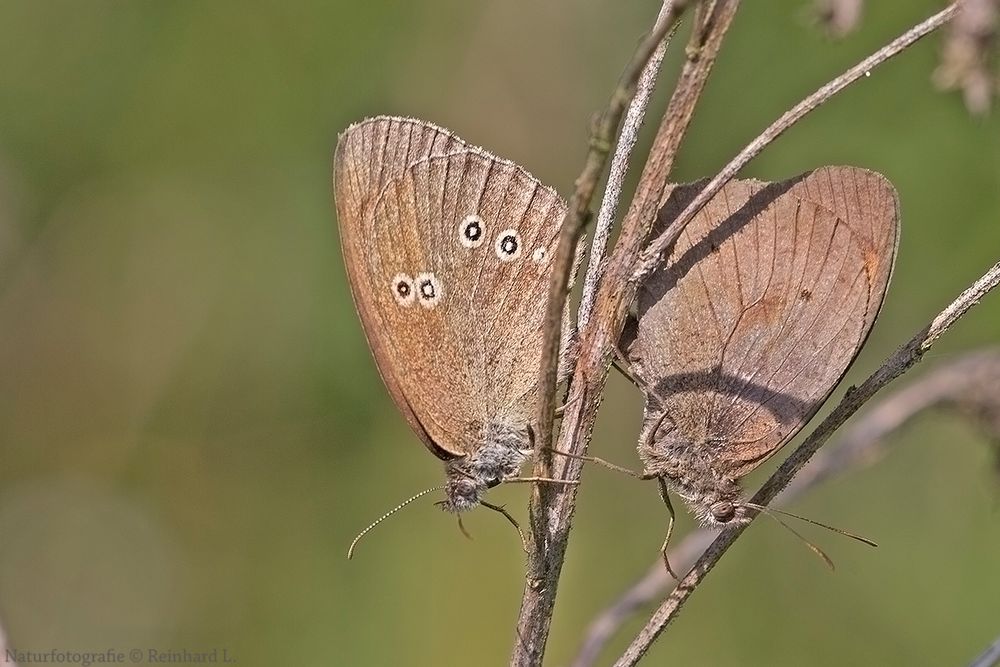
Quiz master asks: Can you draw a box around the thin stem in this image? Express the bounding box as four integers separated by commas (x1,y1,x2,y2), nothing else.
578,2,677,331
614,258,1000,666
514,3,741,664
515,2,689,664
532,3,683,477
631,1,960,283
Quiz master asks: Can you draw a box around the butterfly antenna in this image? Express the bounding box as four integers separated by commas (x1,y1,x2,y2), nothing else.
743,502,836,570
743,502,878,548
742,502,876,571
348,486,443,559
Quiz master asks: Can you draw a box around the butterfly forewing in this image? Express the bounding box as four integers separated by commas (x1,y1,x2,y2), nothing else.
792,166,900,335
336,117,470,458
630,167,898,478
337,120,568,460
335,116,465,218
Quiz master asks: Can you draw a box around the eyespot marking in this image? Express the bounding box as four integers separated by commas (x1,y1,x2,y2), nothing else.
415,272,442,308
391,273,415,306
459,215,485,248
532,247,547,263
495,229,522,261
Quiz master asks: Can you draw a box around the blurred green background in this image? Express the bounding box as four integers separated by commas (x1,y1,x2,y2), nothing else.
0,1,998,666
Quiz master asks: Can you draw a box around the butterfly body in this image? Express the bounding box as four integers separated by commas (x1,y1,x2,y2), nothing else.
637,413,747,525
626,167,899,527
442,421,532,512
334,116,570,513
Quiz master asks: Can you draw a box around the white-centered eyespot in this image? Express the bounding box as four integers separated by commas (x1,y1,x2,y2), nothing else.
459,214,485,248
532,246,547,263
415,272,442,308
390,273,415,306
494,229,522,262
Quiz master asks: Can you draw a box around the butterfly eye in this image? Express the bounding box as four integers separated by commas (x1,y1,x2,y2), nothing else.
459,215,485,248
710,501,736,523
414,272,442,309
390,273,415,306
494,229,522,261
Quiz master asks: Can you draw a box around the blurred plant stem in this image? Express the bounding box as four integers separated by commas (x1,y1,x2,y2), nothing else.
969,632,1000,667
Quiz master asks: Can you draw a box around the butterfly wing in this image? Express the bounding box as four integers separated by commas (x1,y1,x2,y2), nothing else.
628,167,898,478
336,119,568,459
336,117,469,459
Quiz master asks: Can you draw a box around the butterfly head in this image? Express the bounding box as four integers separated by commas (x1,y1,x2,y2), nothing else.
440,420,530,512
705,499,753,526
671,478,756,528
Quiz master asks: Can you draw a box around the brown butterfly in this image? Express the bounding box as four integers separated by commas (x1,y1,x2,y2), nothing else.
623,167,899,530
335,116,574,528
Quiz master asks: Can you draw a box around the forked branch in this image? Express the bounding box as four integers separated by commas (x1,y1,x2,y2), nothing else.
515,3,739,664
632,2,960,283
578,4,679,330
519,2,965,666
614,259,1000,665
532,0,684,483
572,346,1000,667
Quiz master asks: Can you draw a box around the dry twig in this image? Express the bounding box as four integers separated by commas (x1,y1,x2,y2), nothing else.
514,3,738,664
632,3,960,284
517,2,966,665
572,347,1000,667
531,1,684,482
578,4,677,331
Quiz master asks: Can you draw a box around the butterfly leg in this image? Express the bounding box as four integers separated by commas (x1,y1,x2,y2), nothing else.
656,477,680,580
456,514,472,541
480,500,528,554
547,447,643,478
612,359,638,387
553,391,583,418
611,343,645,390
613,340,676,414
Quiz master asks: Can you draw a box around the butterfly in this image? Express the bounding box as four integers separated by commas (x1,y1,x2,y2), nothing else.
623,167,899,530
335,116,575,527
